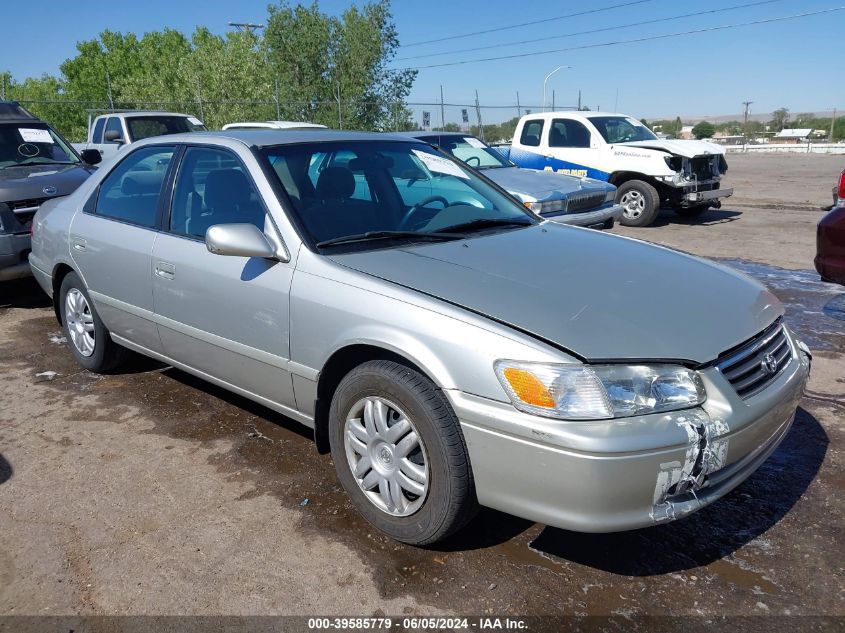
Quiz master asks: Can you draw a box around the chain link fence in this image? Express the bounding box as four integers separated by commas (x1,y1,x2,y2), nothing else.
10,97,578,144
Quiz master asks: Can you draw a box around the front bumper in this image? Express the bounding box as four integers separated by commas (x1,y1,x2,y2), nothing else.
684,186,733,204
0,233,33,281
447,330,809,533
545,203,623,228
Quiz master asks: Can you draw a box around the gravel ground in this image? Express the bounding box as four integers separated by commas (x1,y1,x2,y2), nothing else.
0,152,843,627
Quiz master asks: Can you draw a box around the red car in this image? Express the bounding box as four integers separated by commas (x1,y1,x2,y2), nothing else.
816,168,845,285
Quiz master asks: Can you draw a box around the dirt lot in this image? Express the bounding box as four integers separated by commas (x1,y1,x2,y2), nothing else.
1,153,843,625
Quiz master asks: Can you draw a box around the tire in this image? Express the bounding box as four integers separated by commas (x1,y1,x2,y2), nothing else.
328,360,478,545
674,204,709,219
616,180,660,227
59,272,127,373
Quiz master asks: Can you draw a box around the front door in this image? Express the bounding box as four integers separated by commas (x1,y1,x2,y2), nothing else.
544,118,602,180
69,144,176,353
151,145,296,409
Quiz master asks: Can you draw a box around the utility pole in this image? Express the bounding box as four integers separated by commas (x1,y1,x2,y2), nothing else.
577,89,581,110
831,108,838,143
105,66,114,111
474,90,484,141
440,85,445,131
742,100,753,146
336,83,342,130
552,90,555,111
516,91,521,117
228,22,264,32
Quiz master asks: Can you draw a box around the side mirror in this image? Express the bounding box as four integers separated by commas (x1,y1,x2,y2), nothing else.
104,130,124,143
205,223,276,259
80,149,102,165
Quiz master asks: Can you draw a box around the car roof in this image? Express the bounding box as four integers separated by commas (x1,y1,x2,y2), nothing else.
0,100,41,122
402,131,473,139
222,121,327,130
135,129,420,148
96,111,196,119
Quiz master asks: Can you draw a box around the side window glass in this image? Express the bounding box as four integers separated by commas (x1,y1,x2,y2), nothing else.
95,146,175,227
170,147,265,239
104,117,123,143
549,120,591,148
92,118,105,144
519,120,544,147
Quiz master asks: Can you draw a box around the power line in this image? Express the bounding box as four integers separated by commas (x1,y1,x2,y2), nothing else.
399,0,657,48
397,0,785,61
398,6,845,70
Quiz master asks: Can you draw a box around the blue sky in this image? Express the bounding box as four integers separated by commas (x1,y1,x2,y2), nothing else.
1,0,842,122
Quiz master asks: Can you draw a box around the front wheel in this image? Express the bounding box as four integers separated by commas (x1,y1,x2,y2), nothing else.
328,360,478,545
616,180,660,227
60,272,127,373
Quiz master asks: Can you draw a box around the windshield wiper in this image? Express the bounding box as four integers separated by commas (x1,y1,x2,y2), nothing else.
436,218,533,234
316,230,463,249
15,159,77,166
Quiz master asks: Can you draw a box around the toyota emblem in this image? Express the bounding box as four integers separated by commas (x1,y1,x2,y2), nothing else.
761,353,778,375
42,185,57,196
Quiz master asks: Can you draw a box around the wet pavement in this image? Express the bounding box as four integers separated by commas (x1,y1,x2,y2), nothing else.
719,258,845,351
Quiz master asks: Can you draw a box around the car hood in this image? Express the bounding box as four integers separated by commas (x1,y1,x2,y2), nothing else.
329,224,781,363
616,139,726,158
0,163,93,201
481,166,612,202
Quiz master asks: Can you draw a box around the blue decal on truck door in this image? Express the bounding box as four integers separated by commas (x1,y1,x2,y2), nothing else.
507,148,610,181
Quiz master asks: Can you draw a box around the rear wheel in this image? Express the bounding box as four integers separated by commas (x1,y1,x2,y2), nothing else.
617,180,660,227
328,360,478,545
59,272,127,373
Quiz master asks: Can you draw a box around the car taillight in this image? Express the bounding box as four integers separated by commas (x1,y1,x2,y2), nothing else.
838,169,845,200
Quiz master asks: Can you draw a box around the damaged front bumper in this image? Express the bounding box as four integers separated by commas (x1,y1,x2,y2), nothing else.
447,328,810,533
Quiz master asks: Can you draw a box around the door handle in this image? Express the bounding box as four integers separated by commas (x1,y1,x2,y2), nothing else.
155,261,175,280
70,236,86,251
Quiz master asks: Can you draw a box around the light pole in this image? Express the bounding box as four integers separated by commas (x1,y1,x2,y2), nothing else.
543,65,571,112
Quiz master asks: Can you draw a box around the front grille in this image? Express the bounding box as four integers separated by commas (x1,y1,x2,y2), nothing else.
686,156,720,181
715,320,792,399
8,197,48,226
565,191,606,213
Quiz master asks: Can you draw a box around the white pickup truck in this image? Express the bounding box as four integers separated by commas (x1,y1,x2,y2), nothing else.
497,112,732,226
72,111,206,163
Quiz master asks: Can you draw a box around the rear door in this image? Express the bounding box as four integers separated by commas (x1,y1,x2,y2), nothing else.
68,144,177,353
151,145,297,409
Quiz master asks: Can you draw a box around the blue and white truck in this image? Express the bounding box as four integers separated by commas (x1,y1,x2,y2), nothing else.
496,111,732,227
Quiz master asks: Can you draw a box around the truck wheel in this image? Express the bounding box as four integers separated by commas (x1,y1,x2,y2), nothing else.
674,205,709,219
328,360,478,545
617,180,660,227
59,272,127,373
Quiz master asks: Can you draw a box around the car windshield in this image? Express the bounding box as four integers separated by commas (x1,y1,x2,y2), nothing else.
262,140,535,250
590,116,658,143
417,135,512,170
126,115,206,141
0,122,80,169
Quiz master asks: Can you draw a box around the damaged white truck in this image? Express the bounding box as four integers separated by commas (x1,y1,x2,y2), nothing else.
497,111,732,226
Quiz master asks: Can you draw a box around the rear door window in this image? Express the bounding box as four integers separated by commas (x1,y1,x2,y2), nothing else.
92,118,105,144
519,120,545,147
94,146,175,227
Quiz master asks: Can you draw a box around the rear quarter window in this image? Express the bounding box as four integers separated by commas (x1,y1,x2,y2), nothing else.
519,120,544,147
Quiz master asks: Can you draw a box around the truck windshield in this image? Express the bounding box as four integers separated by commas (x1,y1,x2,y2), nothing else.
0,123,80,169
126,116,206,142
590,116,658,144
417,135,512,170
261,140,534,250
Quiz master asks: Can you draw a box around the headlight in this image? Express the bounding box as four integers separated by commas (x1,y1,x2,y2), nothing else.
525,200,565,214
494,360,705,420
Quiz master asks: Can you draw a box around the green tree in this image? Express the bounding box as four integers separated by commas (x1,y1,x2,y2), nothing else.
691,121,715,139
770,107,790,132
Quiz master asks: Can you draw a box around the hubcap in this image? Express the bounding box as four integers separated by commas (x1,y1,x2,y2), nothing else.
620,190,645,219
65,288,95,357
344,396,429,517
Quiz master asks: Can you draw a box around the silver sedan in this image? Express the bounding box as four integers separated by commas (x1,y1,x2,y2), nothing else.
29,130,810,544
